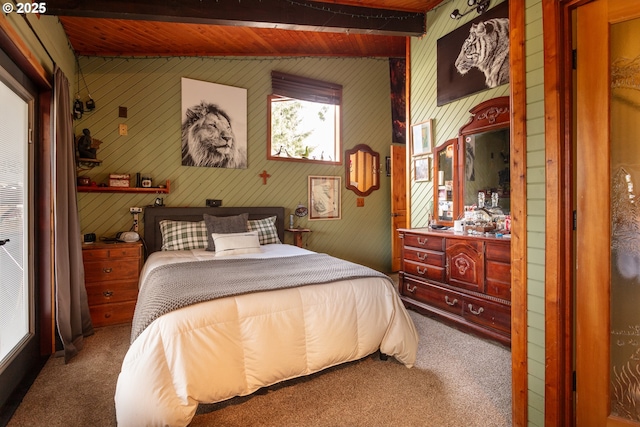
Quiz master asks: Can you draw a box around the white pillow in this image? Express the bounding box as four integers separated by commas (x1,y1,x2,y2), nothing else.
211,231,261,257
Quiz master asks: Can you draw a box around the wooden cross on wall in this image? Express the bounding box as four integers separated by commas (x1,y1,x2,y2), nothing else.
259,170,271,185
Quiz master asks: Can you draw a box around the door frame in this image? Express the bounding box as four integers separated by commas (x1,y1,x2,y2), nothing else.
390,144,407,272
0,12,54,421
542,0,598,426
508,2,527,425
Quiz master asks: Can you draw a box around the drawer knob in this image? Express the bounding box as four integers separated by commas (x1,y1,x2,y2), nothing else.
103,267,113,273
104,313,111,318
417,237,428,246
416,266,427,275
445,296,458,306
406,283,417,293
103,291,114,297
417,252,428,261
468,304,484,316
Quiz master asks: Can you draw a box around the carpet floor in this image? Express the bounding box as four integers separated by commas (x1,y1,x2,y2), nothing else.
6,310,512,427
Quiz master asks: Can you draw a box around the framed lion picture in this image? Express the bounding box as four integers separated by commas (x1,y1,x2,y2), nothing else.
181,77,248,169
436,0,509,106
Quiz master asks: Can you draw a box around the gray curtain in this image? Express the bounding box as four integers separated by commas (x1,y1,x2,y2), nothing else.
54,66,94,363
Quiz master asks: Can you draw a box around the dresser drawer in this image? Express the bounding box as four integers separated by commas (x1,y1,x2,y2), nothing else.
403,248,445,267
485,259,511,300
89,301,137,327
403,233,444,251
485,279,511,301
404,260,445,283
462,294,511,335
402,277,463,316
82,245,141,261
85,279,139,306
84,259,140,282
486,242,510,263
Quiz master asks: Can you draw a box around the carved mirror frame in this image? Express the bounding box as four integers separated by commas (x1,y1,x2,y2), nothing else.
455,96,511,219
344,144,380,197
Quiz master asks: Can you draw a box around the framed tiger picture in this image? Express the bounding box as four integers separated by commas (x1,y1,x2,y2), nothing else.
436,0,509,106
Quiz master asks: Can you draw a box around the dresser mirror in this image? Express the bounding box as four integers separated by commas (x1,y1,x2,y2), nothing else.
431,97,511,225
345,144,380,196
457,96,511,216
433,139,457,225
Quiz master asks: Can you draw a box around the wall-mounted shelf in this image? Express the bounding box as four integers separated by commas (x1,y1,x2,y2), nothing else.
78,180,171,194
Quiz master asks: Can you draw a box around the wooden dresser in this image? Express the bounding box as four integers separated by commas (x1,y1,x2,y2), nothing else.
398,228,511,346
82,241,143,327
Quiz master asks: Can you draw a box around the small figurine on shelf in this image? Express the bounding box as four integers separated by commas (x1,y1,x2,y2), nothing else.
76,128,102,159
75,129,104,170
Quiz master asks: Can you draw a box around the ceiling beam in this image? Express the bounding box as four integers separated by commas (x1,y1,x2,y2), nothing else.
45,0,426,37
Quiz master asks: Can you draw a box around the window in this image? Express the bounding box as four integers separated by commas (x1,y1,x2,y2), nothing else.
267,72,342,165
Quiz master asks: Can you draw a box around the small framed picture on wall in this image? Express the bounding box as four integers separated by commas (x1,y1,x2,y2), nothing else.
414,156,432,182
411,119,434,156
308,175,342,220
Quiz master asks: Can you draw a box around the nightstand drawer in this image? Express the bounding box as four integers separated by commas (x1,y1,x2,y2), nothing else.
82,245,141,260
84,259,140,281
85,280,139,306
89,301,137,327
403,233,444,251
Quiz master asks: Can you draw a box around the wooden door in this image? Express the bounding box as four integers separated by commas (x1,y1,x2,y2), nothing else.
390,145,406,272
576,1,640,425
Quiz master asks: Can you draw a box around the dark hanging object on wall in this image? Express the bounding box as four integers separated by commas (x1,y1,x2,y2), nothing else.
73,97,84,120
450,0,490,19
74,56,96,118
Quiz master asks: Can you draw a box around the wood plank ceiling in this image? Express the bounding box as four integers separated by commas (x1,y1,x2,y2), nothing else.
47,0,445,58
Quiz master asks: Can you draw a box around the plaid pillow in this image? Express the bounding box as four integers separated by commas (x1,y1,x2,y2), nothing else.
247,216,281,245
159,220,208,251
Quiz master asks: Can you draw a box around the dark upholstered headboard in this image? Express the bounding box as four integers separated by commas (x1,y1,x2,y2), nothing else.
143,206,285,255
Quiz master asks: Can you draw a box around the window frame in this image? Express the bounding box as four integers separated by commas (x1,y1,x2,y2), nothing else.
267,72,342,165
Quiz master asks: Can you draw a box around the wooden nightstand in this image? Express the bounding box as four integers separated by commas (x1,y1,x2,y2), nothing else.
286,228,311,248
82,241,143,327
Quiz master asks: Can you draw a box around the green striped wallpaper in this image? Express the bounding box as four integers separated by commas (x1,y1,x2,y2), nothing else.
75,56,395,272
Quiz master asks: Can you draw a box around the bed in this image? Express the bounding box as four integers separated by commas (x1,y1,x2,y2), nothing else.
114,206,419,427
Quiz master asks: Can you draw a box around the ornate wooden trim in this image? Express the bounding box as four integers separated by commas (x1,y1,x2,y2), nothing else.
458,96,511,136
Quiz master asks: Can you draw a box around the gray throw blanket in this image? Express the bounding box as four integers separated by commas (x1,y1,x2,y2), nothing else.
131,253,392,343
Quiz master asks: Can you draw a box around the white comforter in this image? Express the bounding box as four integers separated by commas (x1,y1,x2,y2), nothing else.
115,245,419,427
